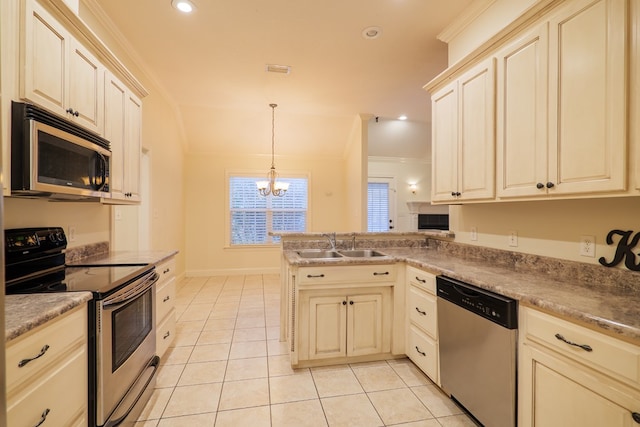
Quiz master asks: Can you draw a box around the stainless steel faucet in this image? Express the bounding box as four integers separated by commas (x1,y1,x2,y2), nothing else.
322,233,337,250
351,233,357,250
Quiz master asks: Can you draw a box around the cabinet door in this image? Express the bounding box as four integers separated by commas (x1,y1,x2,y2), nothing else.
519,343,640,427
347,294,383,357
22,0,69,115
431,82,459,202
458,58,496,201
496,24,549,198
68,40,103,134
104,71,126,197
547,0,627,194
124,93,142,201
308,295,347,360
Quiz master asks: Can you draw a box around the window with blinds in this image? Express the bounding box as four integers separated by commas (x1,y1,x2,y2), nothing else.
229,176,307,245
368,182,389,232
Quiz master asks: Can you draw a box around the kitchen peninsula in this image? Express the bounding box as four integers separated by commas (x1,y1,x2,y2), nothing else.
280,231,640,426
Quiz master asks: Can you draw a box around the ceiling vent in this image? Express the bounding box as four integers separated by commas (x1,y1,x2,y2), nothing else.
266,64,291,75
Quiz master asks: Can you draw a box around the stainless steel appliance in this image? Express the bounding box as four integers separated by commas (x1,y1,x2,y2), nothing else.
11,102,111,199
437,276,518,427
4,227,159,427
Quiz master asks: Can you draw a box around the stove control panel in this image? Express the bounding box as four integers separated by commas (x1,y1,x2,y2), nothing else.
5,227,67,257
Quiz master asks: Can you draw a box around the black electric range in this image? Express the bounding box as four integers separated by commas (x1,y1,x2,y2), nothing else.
5,227,151,298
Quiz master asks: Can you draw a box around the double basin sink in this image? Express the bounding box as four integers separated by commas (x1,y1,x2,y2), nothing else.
297,249,388,259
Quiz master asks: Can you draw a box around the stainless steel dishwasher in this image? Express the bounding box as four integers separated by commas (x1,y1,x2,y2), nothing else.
437,276,518,427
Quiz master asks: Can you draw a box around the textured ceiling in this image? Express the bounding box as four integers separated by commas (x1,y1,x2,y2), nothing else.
91,0,472,156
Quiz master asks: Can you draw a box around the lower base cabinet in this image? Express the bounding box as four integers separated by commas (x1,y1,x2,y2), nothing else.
6,304,88,427
297,287,392,365
519,306,640,427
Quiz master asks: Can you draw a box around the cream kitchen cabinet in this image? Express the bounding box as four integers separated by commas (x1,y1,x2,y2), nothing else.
519,306,640,427
431,57,495,203
103,70,142,203
497,0,627,199
405,266,440,385
155,256,177,359
290,264,398,367
6,304,88,427
21,0,104,134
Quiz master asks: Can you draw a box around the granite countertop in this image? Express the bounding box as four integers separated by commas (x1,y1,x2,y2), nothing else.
285,247,640,345
5,292,93,342
66,250,178,266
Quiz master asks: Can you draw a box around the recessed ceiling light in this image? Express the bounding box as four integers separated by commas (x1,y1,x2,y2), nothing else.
362,26,382,40
172,0,195,13
398,115,408,121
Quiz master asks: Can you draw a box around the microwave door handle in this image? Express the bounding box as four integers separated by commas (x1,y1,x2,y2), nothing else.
94,152,108,191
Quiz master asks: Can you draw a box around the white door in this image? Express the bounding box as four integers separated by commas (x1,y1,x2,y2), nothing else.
367,177,396,231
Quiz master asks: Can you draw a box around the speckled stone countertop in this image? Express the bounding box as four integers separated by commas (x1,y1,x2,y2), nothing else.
66,250,178,266
5,292,92,342
285,244,640,345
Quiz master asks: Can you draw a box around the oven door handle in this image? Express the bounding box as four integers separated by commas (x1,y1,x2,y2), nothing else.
103,271,158,307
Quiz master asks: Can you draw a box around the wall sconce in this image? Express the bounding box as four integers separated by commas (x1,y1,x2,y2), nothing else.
409,183,417,194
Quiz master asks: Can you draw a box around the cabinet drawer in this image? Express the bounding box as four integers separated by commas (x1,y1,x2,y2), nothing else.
6,306,86,391
523,307,640,385
406,266,436,295
297,264,396,285
408,285,437,338
157,278,176,322
7,347,87,427
157,310,176,359
407,324,438,384
156,257,176,286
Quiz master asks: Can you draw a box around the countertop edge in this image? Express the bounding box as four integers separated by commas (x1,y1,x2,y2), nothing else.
5,292,93,342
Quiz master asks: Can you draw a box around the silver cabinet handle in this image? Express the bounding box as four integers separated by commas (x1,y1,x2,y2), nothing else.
415,307,426,316
34,408,50,427
554,333,593,352
18,345,50,367
415,346,426,357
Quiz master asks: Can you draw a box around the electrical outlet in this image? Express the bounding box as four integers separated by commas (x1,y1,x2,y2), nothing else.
508,230,518,247
68,226,76,242
470,227,478,241
580,235,596,257
115,208,123,221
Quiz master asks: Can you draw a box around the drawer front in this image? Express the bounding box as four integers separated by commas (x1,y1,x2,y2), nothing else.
7,348,87,427
406,266,436,295
6,306,86,391
156,257,176,286
156,278,176,323
408,285,437,338
297,264,397,285
523,307,640,385
157,310,176,359
408,324,438,384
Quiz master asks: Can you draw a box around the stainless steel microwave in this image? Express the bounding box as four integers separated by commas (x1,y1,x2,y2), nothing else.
11,101,111,199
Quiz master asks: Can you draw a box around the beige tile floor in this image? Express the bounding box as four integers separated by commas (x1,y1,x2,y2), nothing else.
135,274,478,427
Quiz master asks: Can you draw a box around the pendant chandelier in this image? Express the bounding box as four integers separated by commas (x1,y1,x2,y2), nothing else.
257,103,289,197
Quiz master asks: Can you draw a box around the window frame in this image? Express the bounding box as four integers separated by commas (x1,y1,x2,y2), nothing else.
225,170,311,248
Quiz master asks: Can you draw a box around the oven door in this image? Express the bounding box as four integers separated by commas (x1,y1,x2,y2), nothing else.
96,270,157,426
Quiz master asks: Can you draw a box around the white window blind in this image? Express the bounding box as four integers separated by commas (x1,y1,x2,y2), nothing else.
230,176,307,245
368,182,389,232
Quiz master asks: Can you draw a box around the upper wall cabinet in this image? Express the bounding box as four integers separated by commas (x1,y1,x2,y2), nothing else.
21,0,104,135
104,71,142,203
431,57,496,203
428,0,631,204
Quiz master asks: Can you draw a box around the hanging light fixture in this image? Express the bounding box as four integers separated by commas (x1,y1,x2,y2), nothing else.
257,104,289,197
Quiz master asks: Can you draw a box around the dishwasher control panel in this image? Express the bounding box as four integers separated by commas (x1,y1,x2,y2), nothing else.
436,276,518,329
